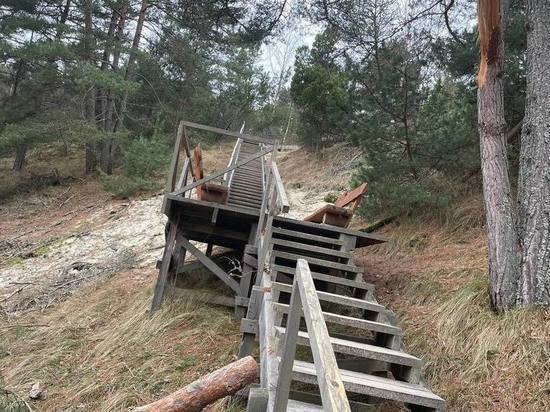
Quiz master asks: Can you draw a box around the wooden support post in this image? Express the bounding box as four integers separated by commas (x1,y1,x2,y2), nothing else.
273,274,302,412
151,217,179,313
246,386,269,412
179,236,240,293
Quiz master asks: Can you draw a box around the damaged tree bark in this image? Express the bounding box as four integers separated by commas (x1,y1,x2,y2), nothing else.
132,356,258,412
477,0,520,311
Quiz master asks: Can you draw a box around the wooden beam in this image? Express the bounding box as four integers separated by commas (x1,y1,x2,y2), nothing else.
171,147,272,197
151,219,179,313
181,120,275,145
272,162,290,213
178,236,241,293
295,259,351,412
166,122,185,192
175,158,190,191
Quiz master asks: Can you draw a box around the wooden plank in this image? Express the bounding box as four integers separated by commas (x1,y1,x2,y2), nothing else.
291,360,446,410
178,236,240,293
166,122,184,193
271,162,290,213
271,251,362,273
273,216,388,247
274,327,422,368
334,183,368,208
272,227,343,246
295,259,352,412
175,158,190,191
272,302,402,337
182,120,274,145
150,219,178,313
272,264,374,291
172,147,272,197
166,195,260,217
273,271,303,412
271,238,352,258
272,282,385,312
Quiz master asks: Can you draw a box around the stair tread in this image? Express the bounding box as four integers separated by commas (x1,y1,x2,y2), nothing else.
271,238,352,258
272,226,344,246
272,302,401,336
273,264,374,291
275,327,419,366
287,399,324,411
291,360,445,408
272,251,362,273
272,282,384,312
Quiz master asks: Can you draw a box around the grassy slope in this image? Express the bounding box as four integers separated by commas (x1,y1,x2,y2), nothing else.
356,198,550,412
2,143,549,411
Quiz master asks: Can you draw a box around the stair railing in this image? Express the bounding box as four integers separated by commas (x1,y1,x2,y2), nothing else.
273,259,351,412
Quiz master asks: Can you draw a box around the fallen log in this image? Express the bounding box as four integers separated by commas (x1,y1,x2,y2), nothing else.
132,356,258,412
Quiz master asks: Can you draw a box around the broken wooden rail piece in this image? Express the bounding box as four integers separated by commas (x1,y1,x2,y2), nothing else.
132,356,258,412
304,182,368,228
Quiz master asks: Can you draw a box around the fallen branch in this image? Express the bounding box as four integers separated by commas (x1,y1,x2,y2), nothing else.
360,215,399,233
132,356,258,412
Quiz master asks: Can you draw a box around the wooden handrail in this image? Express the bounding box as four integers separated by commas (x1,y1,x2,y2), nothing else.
271,163,290,213
181,120,274,145
273,259,351,412
171,147,273,197
225,138,242,187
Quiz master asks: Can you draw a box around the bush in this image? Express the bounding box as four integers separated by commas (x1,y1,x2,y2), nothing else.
100,137,169,198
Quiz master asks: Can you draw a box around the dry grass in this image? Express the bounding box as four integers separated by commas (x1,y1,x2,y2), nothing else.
0,269,242,411
356,194,550,412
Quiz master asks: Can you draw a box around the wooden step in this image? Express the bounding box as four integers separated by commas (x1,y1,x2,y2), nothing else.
272,302,400,336
271,238,352,259
271,251,362,273
286,399,324,411
290,360,446,411
228,191,263,200
272,227,344,246
275,327,421,369
227,198,262,208
272,264,374,292
272,282,384,313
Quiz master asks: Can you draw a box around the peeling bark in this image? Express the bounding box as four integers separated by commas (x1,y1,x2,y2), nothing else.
477,0,520,311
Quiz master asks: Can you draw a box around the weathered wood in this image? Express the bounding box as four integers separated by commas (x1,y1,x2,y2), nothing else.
334,182,368,209
271,162,290,213
272,302,402,337
166,122,185,193
272,265,374,292
271,238,352,259
178,236,241,293
175,158,190,191
294,259,351,412
290,359,445,411
271,251,362,273
273,270,302,412
172,147,272,197
132,356,258,412
150,218,179,313
182,120,274,145
272,227,343,246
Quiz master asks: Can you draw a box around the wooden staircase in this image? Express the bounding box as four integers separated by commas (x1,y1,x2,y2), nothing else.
227,141,265,212
244,218,445,411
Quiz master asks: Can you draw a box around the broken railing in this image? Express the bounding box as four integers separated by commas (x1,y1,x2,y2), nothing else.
163,120,279,204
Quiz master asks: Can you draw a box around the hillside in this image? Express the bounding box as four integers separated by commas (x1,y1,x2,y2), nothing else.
1,144,549,411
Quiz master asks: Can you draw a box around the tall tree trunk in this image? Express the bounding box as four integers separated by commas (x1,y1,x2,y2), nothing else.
12,145,28,171
477,0,519,311
100,2,128,174
82,0,98,174
96,9,117,123
516,0,550,306
114,0,149,132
